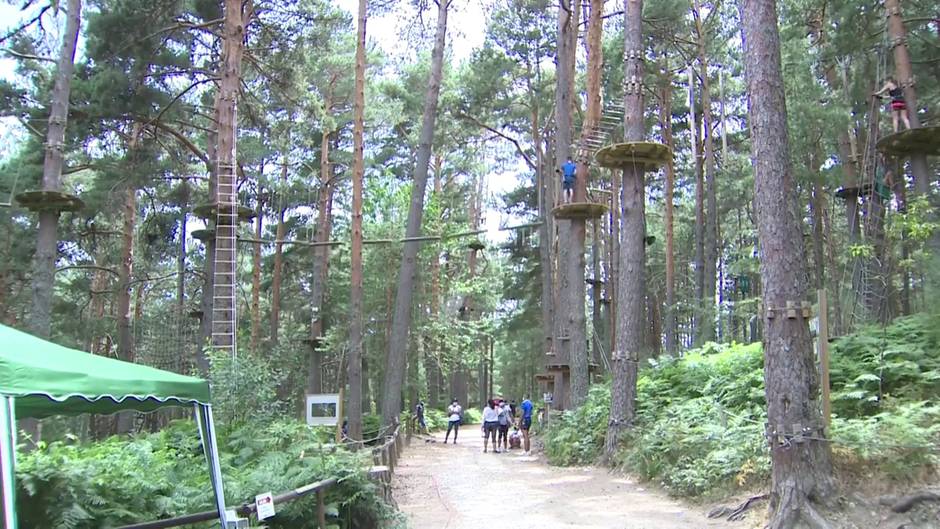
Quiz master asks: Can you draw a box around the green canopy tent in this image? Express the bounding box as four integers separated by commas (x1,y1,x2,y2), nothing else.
0,324,230,529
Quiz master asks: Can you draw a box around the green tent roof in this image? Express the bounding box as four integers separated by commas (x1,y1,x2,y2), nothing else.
0,324,210,418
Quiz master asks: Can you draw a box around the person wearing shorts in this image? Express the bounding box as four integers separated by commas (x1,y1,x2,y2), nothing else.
560,159,577,203
497,401,512,451
873,77,911,133
481,399,500,453
520,396,534,455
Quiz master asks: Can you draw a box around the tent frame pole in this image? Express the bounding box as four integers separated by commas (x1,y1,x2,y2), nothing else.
195,404,229,528
1,396,17,529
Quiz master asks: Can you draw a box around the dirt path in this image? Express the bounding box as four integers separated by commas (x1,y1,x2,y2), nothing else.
392,427,738,529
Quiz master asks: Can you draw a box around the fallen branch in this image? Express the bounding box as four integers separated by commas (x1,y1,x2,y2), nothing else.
891,492,940,513
707,493,769,521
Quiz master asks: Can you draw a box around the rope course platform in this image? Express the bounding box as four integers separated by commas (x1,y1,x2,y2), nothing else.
545,362,601,373
192,228,246,242
595,141,672,170
834,183,873,200
876,126,940,157
552,201,608,219
15,190,84,212
192,202,255,222
467,239,486,251
534,373,554,382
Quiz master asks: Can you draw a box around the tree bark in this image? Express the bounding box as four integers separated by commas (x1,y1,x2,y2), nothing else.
565,0,603,408
28,0,82,343
308,130,335,395
739,1,835,526
347,0,369,443
689,68,705,344
606,0,646,459
210,0,247,353
661,67,677,354
884,0,929,195
117,185,136,363
270,152,288,345
381,0,450,425
693,0,718,344
250,184,263,352
551,0,579,411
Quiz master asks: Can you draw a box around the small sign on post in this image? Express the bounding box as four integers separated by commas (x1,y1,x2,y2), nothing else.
255,492,276,521
305,393,341,427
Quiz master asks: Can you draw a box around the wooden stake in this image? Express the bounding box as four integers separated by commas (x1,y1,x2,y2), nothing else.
335,387,345,444
817,289,831,430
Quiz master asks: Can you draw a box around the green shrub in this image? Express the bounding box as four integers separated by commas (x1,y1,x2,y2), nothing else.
543,314,940,498
16,420,402,529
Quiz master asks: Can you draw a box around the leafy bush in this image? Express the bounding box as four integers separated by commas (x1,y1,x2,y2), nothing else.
16,420,402,529
544,314,940,498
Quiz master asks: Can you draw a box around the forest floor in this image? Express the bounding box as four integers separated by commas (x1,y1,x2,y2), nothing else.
392,427,738,529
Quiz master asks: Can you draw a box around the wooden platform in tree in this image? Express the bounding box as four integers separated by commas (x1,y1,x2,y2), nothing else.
15,190,84,212
192,202,255,222
552,201,608,219
834,183,872,199
467,239,486,250
876,126,940,157
595,141,672,169
545,363,601,372
534,373,554,381
192,228,243,242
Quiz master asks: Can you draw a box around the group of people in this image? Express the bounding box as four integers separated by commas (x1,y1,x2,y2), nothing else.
414,396,534,455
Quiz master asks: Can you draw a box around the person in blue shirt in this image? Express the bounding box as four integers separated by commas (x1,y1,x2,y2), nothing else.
519,396,534,455
560,158,577,203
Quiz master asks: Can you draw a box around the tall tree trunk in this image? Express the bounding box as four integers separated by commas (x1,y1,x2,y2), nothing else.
606,0,645,459
739,1,835,526
809,149,826,291
27,1,82,426
210,0,247,354
689,69,705,344
308,131,335,394
177,180,189,371
270,152,288,345
250,184,263,352
424,155,444,408
661,67,677,353
551,0,579,411
117,186,136,363
564,0,602,408
381,0,450,425
693,0,718,344
884,0,929,195
347,0,369,443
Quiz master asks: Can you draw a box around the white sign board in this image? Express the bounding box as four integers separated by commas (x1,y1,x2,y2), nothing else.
256,491,276,520
306,393,341,426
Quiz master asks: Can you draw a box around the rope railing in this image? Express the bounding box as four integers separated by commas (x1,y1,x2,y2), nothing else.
117,422,405,529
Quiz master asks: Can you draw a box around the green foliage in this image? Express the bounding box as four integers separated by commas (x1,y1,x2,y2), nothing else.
545,315,940,498
16,420,401,529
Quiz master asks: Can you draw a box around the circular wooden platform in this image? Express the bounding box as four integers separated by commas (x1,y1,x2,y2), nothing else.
552,201,608,219
595,141,672,169
834,184,872,200
467,239,486,251
192,202,255,222
876,126,940,157
15,190,84,212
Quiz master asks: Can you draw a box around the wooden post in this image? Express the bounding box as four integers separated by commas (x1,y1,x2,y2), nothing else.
817,289,831,430
335,387,345,444
316,488,326,529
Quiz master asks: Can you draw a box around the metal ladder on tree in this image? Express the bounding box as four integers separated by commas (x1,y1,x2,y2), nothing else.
211,160,238,358
572,100,624,164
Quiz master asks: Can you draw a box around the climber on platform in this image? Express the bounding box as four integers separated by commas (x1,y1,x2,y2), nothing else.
873,77,911,133
559,158,577,204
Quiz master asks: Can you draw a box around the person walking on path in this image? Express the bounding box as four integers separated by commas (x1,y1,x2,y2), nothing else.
414,400,427,434
444,399,462,444
497,400,512,452
481,399,500,453
519,396,534,455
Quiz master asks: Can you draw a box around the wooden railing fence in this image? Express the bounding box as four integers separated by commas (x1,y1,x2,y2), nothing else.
118,421,405,529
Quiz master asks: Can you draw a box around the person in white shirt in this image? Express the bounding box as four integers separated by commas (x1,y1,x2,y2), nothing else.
445,399,462,444
481,399,500,453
